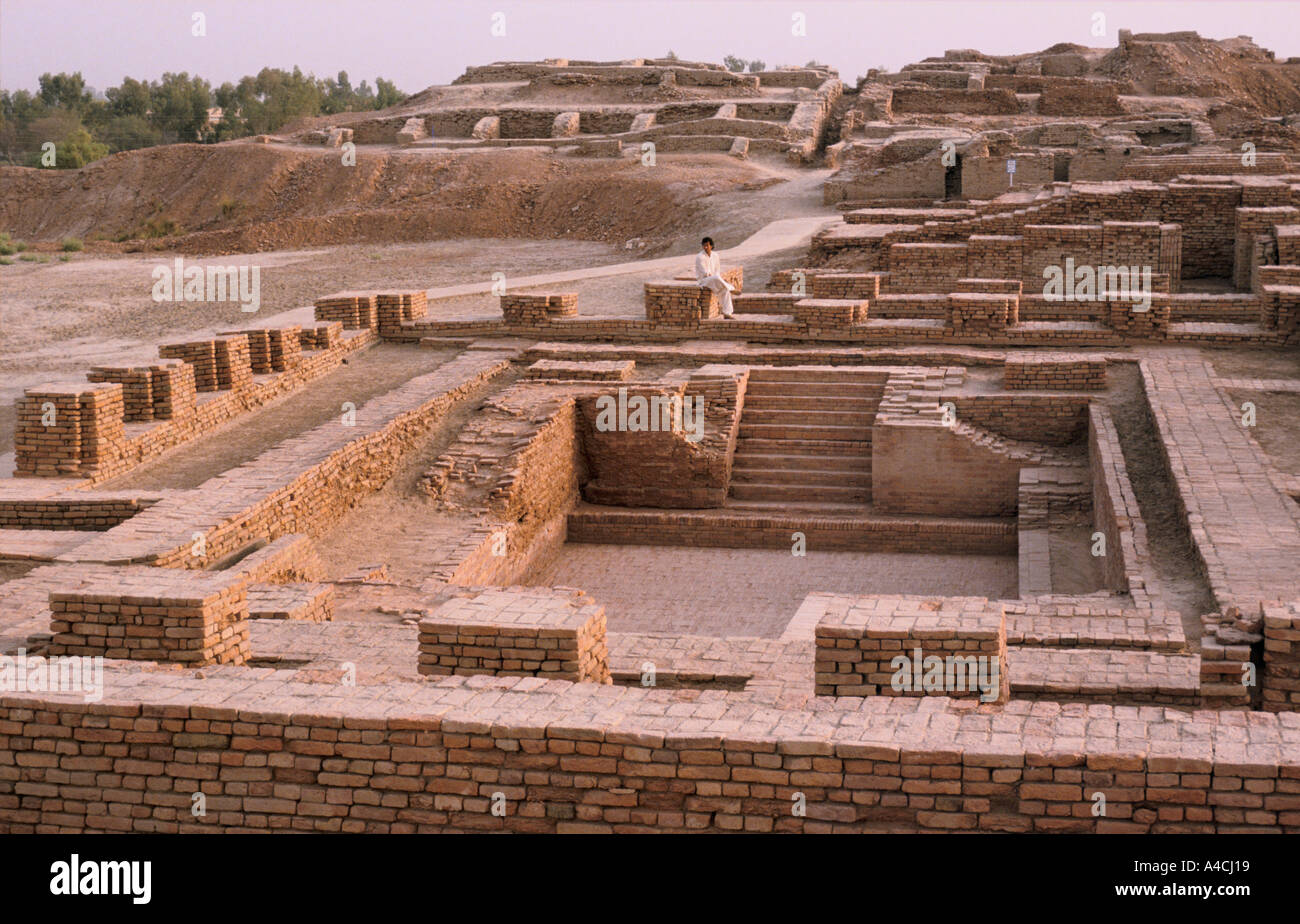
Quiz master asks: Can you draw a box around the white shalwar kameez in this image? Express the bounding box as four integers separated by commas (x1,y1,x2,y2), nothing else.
694,249,735,317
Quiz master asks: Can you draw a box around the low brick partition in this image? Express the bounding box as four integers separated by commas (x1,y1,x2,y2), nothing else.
947,293,1018,333
814,595,1008,702
298,322,344,351
220,327,303,374
648,268,743,325
47,567,250,665
148,359,197,420
1262,601,1300,712
523,359,634,381
315,291,379,330
158,339,219,391
1106,295,1171,339
376,290,429,329
1198,612,1254,707
501,293,578,324
810,273,880,300
793,298,867,328
246,583,334,621
1005,353,1107,390
417,588,611,683
86,366,154,421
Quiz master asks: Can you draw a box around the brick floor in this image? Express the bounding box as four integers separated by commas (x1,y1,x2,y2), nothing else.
523,544,1017,638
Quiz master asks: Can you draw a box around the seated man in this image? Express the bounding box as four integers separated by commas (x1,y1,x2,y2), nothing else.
694,236,735,319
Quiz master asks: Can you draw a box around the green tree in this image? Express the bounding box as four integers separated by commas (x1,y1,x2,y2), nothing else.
723,55,747,73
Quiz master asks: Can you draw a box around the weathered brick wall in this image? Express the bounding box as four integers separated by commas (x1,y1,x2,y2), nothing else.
814,596,1008,701
417,588,610,683
47,568,250,666
1004,353,1107,390
967,235,1023,280
1088,405,1155,600
1022,224,1104,291
1163,184,1240,278
1036,83,1123,115
1262,601,1300,712
950,394,1088,445
500,293,578,324
890,87,1021,114
3,686,1294,833
962,154,1054,198
947,293,1018,334
889,243,967,292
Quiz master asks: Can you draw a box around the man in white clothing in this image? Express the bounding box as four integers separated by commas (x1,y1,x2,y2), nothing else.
694,237,735,318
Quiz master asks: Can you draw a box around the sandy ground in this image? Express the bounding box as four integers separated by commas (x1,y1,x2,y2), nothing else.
1227,391,1300,476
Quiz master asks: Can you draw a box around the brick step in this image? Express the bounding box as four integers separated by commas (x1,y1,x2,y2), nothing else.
734,437,870,454
739,423,872,441
1008,647,1200,703
747,368,887,384
741,408,876,427
728,482,869,503
731,451,868,473
745,382,883,400
730,465,871,487
742,394,879,412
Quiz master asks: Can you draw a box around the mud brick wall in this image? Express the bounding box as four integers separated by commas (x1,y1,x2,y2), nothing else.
814,596,1008,702
1101,221,1162,269
955,278,1023,296
213,336,254,391
1235,207,1300,288
947,293,1018,334
1198,613,1253,707
1163,184,1240,278
1106,295,1171,339
1277,225,1300,265
377,291,430,332
793,298,866,328
890,87,1020,114
135,364,189,431
501,293,579,324
1158,224,1183,291
86,366,153,421
962,154,1054,198
577,372,744,508
810,273,880,300
950,394,1088,445
1088,405,1159,604
14,383,125,477
417,589,610,683
314,292,378,330
1261,285,1300,339
967,235,1023,280
1262,602,1300,712
299,322,344,352
888,243,968,293
226,534,326,584
159,340,219,392
1004,353,1107,390
0,496,152,530
1037,83,1123,115
1022,224,1104,291
47,569,249,666
645,269,743,325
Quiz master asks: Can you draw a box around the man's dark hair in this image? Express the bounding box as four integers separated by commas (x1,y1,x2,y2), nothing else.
701,237,714,246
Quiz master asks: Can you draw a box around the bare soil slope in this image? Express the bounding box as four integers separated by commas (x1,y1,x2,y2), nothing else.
0,143,775,254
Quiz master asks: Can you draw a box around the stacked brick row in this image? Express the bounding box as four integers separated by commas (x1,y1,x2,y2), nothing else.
298,321,344,351
158,340,219,391
221,327,303,374
1262,601,1300,712
14,383,126,476
1022,224,1103,290
377,290,430,330
246,583,334,621
1004,353,1107,390
810,273,881,300
146,360,197,421
793,298,867,328
85,366,153,421
967,235,1023,280
315,291,379,330
947,293,1018,333
500,293,579,324
1260,285,1300,340
1234,207,1300,289
417,588,611,683
47,568,250,665
887,243,968,292
213,336,254,390
1198,612,1255,707
1106,295,1171,338
814,596,1009,703
645,282,717,324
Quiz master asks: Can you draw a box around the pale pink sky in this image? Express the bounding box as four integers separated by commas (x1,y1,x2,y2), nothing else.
3,0,1298,95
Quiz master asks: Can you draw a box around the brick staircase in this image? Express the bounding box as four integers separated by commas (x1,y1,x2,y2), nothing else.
728,368,884,509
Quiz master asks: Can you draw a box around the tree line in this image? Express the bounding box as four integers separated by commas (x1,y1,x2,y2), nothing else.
0,68,406,168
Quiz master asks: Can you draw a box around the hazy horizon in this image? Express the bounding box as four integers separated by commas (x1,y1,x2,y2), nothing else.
3,0,1300,97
